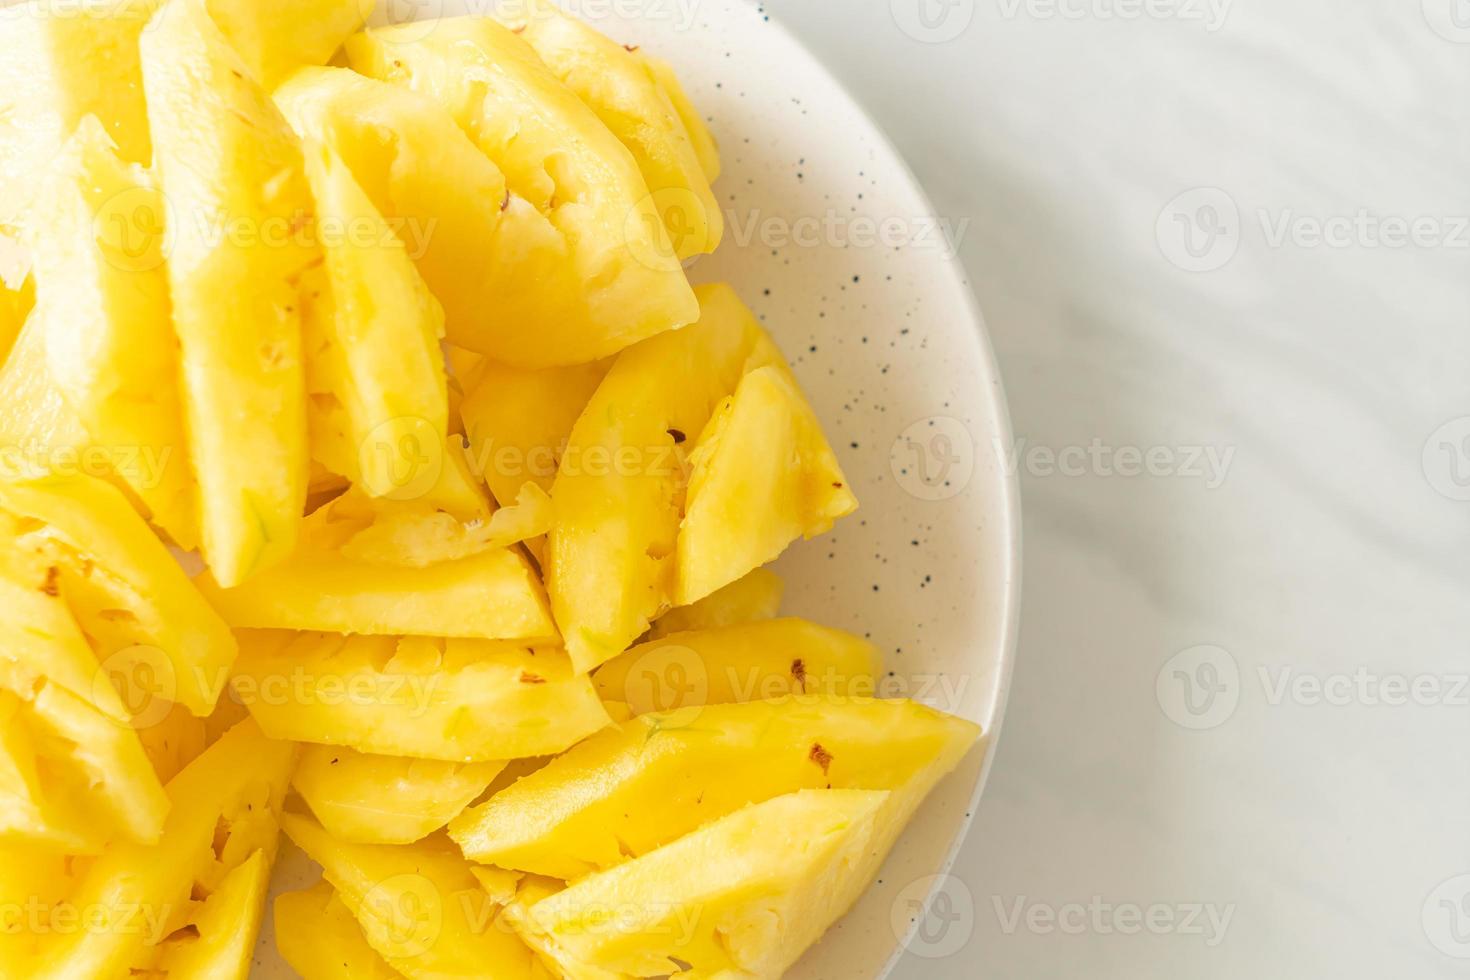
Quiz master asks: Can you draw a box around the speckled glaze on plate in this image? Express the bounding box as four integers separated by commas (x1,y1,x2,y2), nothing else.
255,2,1020,977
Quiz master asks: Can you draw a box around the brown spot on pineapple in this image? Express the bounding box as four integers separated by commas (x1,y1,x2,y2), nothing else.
40,566,60,596
667,428,687,444
519,671,547,685
624,43,640,52
501,189,511,212
791,658,807,692
809,742,833,776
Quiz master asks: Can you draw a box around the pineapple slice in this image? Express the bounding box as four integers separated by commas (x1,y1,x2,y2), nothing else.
139,847,272,980
639,53,721,182
346,19,698,368
0,474,237,717
28,719,295,977
140,0,316,586
197,538,554,640
520,789,891,977
294,137,449,500
0,318,92,476
450,696,980,879
547,283,785,672
594,618,881,713
460,357,611,511
647,567,784,639
282,813,542,979
232,632,611,761
27,118,196,548
337,483,552,569
0,0,156,226
295,744,506,845
275,881,405,980
204,0,373,88
678,365,857,605
0,843,83,974
0,275,32,364
501,876,621,980
494,0,722,261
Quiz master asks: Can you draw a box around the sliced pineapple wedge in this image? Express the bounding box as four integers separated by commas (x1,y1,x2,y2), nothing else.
275,881,406,980
451,696,979,878
519,789,891,977
0,317,91,478
647,567,784,639
593,618,882,714
204,0,372,88
232,632,611,761
0,275,32,365
495,0,722,261
639,52,720,182
282,813,543,979
294,137,450,500
138,846,272,979
27,117,196,548
141,0,316,586
0,473,238,717
294,744,506,845
346,18,698,368
679,364,858,605
28,718,294,978
547,283,785,672
0,0,156,227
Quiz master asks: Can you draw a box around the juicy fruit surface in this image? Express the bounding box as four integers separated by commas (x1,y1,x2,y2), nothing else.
346,18,699,368
451,696,980,879
141,0,316,586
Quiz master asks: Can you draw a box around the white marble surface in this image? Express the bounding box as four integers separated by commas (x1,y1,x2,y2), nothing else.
764,1,1470,976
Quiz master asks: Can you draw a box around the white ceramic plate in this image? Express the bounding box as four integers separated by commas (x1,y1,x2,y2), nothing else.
257,2,1021,977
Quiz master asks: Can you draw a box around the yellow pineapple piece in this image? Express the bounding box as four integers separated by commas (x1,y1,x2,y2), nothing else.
678,365,857,605
346,19,698,368
647,567,784,638
27,118,196,548
451,696,979,879
204,0,372,88
0,275,32,364
294,137,449,501
639,53,720,181
140,847,272,980
0,473,237,716
594,618,881,713
232,632,611,761
495,0,722,260
274,881,405,980
547,283,785,672
282,813,542,979
294,744,506,845
28,719,294,977
521,790,891,977
337,483,551,569
141,0,316,586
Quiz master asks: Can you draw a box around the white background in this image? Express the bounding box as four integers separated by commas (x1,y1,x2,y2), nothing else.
766,1,1470,977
